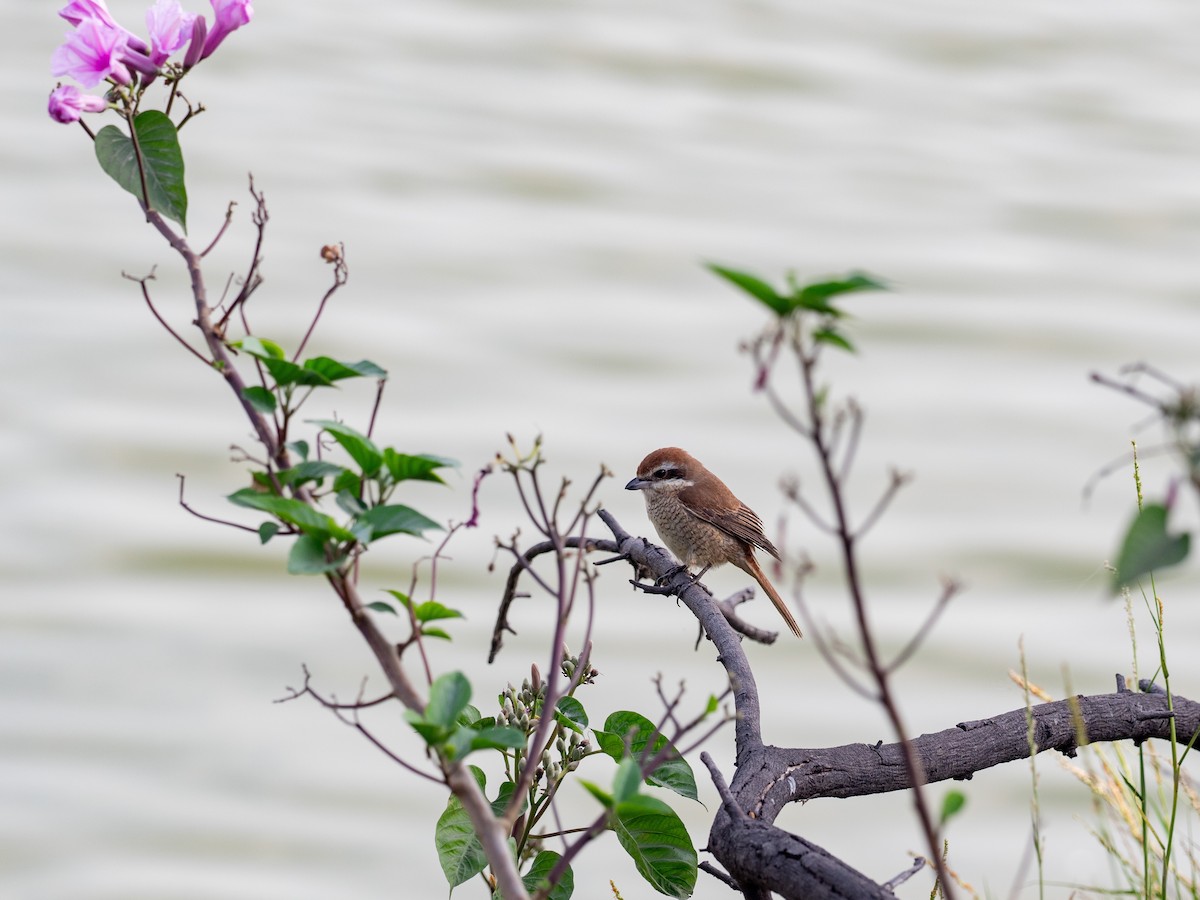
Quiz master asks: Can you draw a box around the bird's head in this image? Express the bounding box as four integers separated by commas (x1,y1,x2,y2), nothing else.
625,447,698,495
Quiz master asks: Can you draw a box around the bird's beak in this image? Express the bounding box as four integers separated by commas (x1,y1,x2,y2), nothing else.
625,476,648,491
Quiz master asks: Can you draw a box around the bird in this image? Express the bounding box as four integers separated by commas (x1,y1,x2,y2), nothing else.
625,447,803,638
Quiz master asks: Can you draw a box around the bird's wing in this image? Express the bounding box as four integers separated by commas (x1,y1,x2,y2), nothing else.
678,488,781,559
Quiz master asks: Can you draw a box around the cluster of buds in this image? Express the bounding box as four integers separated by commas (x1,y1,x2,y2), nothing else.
496,667,545,734
536,730,590,785
561,648,599,685
48,0,253,123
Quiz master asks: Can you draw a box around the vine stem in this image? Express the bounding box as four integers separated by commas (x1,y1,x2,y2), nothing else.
139,195,532,900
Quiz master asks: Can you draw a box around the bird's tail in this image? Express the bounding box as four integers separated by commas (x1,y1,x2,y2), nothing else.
741,553,803,639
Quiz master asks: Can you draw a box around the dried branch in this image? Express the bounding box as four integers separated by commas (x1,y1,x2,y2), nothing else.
125,268,211,366
488,534,618,663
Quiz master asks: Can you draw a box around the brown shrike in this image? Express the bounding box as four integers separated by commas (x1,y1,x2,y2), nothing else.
625,447,803,639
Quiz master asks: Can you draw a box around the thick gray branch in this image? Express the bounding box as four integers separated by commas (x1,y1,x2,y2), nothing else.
599,507,1198,900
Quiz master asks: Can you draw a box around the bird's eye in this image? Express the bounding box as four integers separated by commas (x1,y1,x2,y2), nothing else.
654,467,675,479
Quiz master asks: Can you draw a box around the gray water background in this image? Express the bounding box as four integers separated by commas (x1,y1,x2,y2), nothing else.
5,1,1200,897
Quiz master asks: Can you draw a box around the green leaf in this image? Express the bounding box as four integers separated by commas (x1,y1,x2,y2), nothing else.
227,489,353,541
241,385,277,414
413,600,465,623
262,357,333,388
520,851,573,900
612,794,697,898
420,627,453,641
435,766,488,887
383,589,412,610
1112,503,1191,592
577,779,613,808
309,419,383,476
287,533,345,575
704,695,719,716
492,780,523,819
940,789,967,825
302,356,388,382
287,439,309,460
613,757,641,805
554,696,589,734
335,490,367,518
442,726,476,762
384,449,459,484
332,470,362,497
357,504,442,540
94,110,187,230
706,263,789,317
406,714,451,746
234,336,286,360
365,600,396,615
426,671,472,730
795,272,886,314
257,521,279,544
811,327,856,353
467,726,528,753
594,712,698,802
278,460,347,487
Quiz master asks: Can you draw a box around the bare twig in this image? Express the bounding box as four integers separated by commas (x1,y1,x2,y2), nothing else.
200,201,237,258
176,474,263,533
293,242,348,362
886,577,961,674
125,268,211,366
697,861,740,891
882,858,926,891
489,534,618,663
853,467,912,541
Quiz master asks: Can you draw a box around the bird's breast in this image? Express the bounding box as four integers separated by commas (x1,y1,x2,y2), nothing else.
641,491,743,569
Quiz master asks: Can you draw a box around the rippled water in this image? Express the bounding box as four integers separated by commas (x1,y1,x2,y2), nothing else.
6,1,1200,897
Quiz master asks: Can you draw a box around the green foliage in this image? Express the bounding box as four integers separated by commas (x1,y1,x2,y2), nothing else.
277,460,347,488
310,419,383,476
1112,503,1190,592
706,262,885,335
286,533,346,574
407,673,525,763
611,793,697,898
939,789,966,826
594,711,698,802
435,766,491,888
356,503,441,540
219,340,456,578
227,489,354,541
385,449,457,484
241,385,277,414
94,110,187,229
379,590,464,639
554,696,588,734
511,851,573,900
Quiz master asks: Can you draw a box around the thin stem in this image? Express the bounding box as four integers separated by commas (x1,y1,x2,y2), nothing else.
293,244,348,362
794,327,952,898
126,270,212,366
200,201,237,258
176,474,264,533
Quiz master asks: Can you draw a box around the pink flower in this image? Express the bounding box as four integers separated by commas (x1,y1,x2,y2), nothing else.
58,0,119,28
47,83,109,123
145,0,198,66
51,18,132,88
182,15,207,69
200,0,252,60
57,0,149,54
